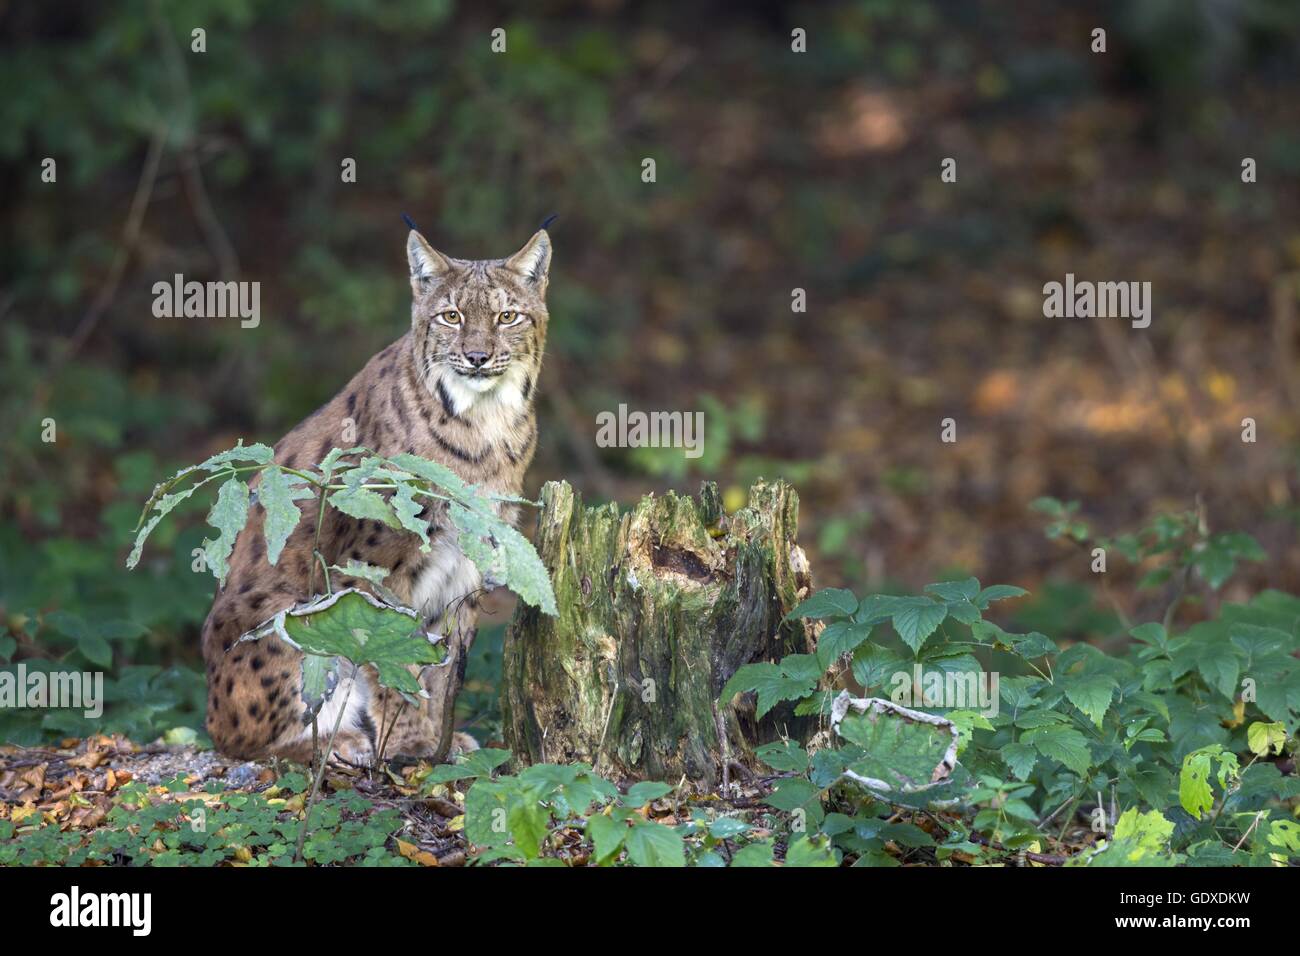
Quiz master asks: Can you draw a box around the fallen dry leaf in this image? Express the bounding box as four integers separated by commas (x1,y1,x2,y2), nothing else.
396,839,439,866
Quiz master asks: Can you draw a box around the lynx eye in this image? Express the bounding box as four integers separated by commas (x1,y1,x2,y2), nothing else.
497,310,525,327
435,310,461,327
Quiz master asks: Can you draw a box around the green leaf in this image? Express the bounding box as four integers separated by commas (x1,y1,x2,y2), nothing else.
624,822,685,867
449,502,557,615
388,452,480,502
1000,742,1038,781
787,588,858,621
507,798,549,859
299,653,340,717
1195,640,1242,700
975,584,1028,608
708,817,750,839
924,578,980,603
424,748,513,785
1129,622,1168,650
196,441,275,472
835,705,960,799
1062,673,1117,728
891,598,948,654
1179,749,1216,820
816,620,873,667
718,659,818,719
258,465,307,566
784,835,837,866
585,813,626,865
1022,724,1092,775
754,739,809,773
763,777,824,829
624,781,673,805
850,643,907,689
391,480,431,550
729,840,775,866
127,480,206,569
202,477,250,586
463,779,513,849
76,632,112,668
277,590,445,696
328,467,399,527
1110,808,1175,862
1247,721,1287,757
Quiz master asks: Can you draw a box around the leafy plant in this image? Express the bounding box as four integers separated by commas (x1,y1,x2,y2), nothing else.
712,504,1299,866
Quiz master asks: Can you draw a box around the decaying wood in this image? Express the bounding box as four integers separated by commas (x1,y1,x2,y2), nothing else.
502,479,817,782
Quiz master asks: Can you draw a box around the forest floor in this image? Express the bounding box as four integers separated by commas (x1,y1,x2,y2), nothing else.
0,734,1091,867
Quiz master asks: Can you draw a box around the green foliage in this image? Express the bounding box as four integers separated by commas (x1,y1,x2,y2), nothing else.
713,504,1299,865
128,442,557,614
0,779,409,868
260,589,446,703
430,755,831,867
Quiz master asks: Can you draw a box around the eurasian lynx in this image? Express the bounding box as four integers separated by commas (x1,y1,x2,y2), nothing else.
201,226,551,765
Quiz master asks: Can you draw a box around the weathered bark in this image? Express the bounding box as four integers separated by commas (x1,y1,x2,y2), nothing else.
502,479,817,782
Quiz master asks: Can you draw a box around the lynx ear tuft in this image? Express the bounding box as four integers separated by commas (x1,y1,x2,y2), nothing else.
505,229,552,289
407,231,452,289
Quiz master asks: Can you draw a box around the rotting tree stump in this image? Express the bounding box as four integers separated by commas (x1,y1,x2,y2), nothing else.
502,479,817,783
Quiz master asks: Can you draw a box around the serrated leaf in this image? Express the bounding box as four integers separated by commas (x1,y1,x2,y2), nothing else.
196,441,275,472
1062,673,1117,728
816,620,873,667
831,696,962,804
449,502,557,615
719,659,817,719
892,598,948,654
924,578,980,603
391,479,431,550
127,480,207,569
1129,622,1168,649
202,477,250,586
944,600,982,625
1000,742,1038,780
328,470,398,527
787,587,858,621
754,739,809,773
258,465,307,566
1195,641,1241,700
1022,724,1092,775
279,590,444,696
975,584,1028,607
763,777,824,829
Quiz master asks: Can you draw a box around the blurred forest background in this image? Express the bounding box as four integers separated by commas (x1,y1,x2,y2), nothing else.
2,0,1299,746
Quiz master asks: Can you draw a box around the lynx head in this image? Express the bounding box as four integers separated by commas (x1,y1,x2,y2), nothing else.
406,228,551,410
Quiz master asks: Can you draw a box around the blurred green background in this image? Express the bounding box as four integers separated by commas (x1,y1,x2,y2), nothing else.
2,0,1299,745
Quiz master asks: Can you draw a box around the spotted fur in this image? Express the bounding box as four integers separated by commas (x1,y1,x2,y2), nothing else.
201,228,552,764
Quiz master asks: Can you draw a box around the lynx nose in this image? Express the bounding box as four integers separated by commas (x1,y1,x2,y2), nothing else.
464,350,491,368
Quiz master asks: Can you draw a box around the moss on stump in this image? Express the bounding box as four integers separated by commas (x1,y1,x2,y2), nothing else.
502,479,817,782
